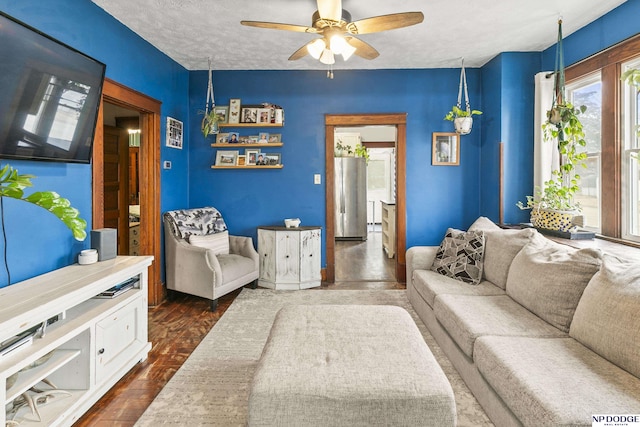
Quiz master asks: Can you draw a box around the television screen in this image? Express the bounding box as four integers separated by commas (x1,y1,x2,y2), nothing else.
0,11,105,164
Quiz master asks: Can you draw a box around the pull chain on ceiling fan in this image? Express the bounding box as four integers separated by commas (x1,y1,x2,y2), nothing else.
240,0,424,66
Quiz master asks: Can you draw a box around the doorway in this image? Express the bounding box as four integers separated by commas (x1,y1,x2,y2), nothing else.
93,78,162,305
324,113,407,284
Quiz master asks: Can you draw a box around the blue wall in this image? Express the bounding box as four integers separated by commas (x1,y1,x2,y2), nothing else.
189,68,484,261
0,0,189,287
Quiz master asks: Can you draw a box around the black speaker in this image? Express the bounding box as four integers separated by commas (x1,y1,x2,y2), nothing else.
91,228,117,261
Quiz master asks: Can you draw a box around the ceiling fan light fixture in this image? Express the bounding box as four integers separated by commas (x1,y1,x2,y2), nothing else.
307,39,326,60
329,34,351,57
319,48,335,65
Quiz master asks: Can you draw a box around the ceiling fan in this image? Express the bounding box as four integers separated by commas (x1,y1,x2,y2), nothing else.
240,0,424,65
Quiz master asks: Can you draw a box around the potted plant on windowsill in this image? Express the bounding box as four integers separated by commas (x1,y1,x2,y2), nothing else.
444,105,483,135
0,164,87,240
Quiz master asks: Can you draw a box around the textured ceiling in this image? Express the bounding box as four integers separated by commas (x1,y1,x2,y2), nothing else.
91,0,627,71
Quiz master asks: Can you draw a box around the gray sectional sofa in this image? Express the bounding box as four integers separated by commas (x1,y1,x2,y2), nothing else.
407,217,640,426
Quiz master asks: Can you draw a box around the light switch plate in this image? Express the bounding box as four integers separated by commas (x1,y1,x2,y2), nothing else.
163,161,171,169
314,174,321,184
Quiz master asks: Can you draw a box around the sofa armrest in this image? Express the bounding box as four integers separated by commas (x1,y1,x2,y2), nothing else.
230,235,259,269
406,246,439,290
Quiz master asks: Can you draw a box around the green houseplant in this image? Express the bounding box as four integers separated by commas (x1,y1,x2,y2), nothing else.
444,105,483,135
517,19,588,232
0,164,87,240
201,108,222,138
354,144,370,164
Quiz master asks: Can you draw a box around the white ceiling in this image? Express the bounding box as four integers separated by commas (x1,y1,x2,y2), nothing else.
91,0,627,71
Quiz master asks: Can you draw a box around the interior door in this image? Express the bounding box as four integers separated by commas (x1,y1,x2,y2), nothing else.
103,125,130,255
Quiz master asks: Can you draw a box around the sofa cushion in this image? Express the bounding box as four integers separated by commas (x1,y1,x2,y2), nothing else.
189,231,230,254
469,217,536,290
475,336,640,426
570,255,640,378
413,269,504,309
431,229,485,285
506,234,601,332
215,254,256,285
433,294,566,358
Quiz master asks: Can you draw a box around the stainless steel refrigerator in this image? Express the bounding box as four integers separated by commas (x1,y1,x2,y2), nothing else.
335,157,367,240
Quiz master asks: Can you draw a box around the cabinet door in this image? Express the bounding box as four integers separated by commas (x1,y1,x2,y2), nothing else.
300,230,321,282
95,297,145,384
258,229,276,283
275,231,300,283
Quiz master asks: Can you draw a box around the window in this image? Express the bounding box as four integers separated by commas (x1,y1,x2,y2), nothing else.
566,74,602,231
565,34,640,243
622,57,640,241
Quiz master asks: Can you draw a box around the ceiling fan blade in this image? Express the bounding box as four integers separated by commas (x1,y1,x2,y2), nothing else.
288,41,313,61
317,0,342,21
348,12,424,35
241,20,318,33
346,37,379,60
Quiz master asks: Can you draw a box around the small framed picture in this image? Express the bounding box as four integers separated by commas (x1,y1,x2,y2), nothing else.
248,135,259,144
258,132,269,143
246,149,260,165
229,99,241,124
255,152,267,165
268,133,282,143
241,107,258,123
228,132,240,144
215,150,238,166
213,106,229,124
264,152,281,166
238,135,251,144
166,117,183,149
432,132,460,166
236,155,246,166
257,108,271,124
216,132,229,144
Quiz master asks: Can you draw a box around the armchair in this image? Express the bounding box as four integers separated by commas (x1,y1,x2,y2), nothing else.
163,207,259,310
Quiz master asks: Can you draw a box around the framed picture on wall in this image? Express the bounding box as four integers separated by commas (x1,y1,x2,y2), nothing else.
432,132,459,166
213,106,229,124
264,153,281,166
215,150,238,166
166,117,183,149
229,98,241,124
246,149,260,165
241,107,258,123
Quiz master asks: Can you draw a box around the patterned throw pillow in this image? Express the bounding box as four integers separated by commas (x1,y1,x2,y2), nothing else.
431,228,485,285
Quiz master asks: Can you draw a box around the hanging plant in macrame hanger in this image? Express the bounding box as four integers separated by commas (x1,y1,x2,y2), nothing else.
200,58,220,138
444,58,482,135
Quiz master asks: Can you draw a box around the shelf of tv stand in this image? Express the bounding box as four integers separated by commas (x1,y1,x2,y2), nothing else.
219,123,283,128
211,143,283,148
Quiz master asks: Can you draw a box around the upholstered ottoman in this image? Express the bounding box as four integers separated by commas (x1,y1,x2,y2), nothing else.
248,304,456,426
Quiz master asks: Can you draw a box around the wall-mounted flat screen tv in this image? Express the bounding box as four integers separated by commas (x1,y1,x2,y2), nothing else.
0,11,106,164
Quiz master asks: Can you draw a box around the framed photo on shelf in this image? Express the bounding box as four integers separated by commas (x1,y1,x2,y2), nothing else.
248,135,259,143
228,132,240,144
432,132,460,166
268,133,281,143
246,149,260,165
229,99,241,124
166,117,183,149
258,132,269,143
215,150,238,166
241,107,258,123
236,155,246,166
213,106,229,124
264,152,281,166
216,132,229,144
238,135,250,144
257,108,271,124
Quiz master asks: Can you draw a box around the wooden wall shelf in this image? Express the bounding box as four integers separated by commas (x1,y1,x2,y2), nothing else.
211,165,284,170
211,143,283,148
219,123,283,128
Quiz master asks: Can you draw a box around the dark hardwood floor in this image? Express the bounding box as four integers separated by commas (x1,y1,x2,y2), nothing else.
74,231,403,426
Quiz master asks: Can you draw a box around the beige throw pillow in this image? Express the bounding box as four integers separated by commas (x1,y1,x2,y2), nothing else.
469,217,536,289
506,234,601,332
570,255,640,378
189,231,230,255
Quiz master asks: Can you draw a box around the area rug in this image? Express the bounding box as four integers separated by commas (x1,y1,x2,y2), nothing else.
135,289,493,426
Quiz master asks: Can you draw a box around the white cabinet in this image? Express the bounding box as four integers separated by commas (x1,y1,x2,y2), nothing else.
258,226,321,290
381,201,396,259
0,256,153,426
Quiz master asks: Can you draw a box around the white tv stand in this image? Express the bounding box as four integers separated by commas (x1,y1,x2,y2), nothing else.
0,256,153,426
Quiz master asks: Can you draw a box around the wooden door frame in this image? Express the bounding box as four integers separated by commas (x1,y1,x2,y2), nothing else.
325,113,407,283
93,78,163,305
